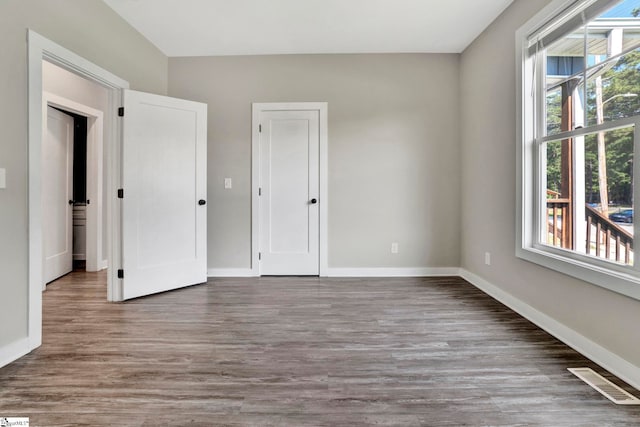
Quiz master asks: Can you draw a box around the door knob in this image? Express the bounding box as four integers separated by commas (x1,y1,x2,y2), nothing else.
198,199,206,205
310,198,317,204
68,200,74,205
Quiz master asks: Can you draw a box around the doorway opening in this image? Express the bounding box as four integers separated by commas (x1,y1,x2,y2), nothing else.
42,59,110,284
28,30,129,352
251,102,329,277
26,30,207,367
57,109,90,272
43,98,104,285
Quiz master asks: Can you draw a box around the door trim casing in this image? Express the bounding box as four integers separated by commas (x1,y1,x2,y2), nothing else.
251,102,328,276
27,30,129,354
43,92,105,277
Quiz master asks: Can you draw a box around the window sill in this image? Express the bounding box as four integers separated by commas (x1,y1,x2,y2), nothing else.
516,246,640,301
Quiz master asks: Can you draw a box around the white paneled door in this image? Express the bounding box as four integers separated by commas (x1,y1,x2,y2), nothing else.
121,90,207,300
259,109,320,275
43,107,74,283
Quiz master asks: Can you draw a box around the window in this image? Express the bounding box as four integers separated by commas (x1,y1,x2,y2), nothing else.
517,0,640,300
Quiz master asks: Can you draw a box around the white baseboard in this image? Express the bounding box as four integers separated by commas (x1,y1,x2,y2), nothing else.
459,269,640,391
0,337,32,369
326,267,460,277
207,267,460,278
208,268,256,277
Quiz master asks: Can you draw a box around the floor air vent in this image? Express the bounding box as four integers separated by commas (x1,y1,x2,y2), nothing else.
568,368,640,405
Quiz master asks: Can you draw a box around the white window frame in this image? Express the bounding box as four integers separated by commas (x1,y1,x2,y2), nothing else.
516,0,640,301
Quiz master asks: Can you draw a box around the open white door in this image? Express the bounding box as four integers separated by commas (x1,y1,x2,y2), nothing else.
121,90,207,300
43,107,74,283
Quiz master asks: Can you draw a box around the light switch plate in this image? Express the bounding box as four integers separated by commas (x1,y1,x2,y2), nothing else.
0,168,6,189
224,178,232,189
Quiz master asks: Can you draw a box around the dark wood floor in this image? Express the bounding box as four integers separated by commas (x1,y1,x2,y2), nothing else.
1,272,639,426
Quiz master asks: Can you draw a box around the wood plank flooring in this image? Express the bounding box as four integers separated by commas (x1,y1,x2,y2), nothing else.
1,272,639,426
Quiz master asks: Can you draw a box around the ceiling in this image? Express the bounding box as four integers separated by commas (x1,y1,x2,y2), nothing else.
103,0,515,57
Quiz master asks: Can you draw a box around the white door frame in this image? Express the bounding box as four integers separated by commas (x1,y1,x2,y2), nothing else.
43,92,105,278
28,30,129,350
251,102,328,276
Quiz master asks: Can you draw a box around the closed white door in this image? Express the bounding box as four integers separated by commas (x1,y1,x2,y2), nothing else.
43,107,74,283
259,110,320,275
121,90,207,300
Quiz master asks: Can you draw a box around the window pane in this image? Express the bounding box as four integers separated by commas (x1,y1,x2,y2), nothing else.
586,48,640,126
545,80,587,136
545,126,635,266
546,26,585,59
546,139,570,248
584,0,640,126
546,86,563,135
585,26,640,65
587,0,640,63
545,27,585,135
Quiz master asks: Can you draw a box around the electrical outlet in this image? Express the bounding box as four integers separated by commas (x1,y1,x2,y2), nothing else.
485,252,491,265
224,178,232,189
391,242,399,254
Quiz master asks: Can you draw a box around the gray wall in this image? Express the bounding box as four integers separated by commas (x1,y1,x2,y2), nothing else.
169,54,461,270
460,0,640,367
0,0,167,348
8,0,635,378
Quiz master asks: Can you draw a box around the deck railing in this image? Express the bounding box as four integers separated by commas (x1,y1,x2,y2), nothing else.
546,190,633,265
585,205,633,264
547,198,571,247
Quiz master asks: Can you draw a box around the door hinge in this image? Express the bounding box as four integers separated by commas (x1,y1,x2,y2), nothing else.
117,269,124,279
259,124,262,133
117,188,124,199
118,107,124,117
258,252,261,261
259,187,262,196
